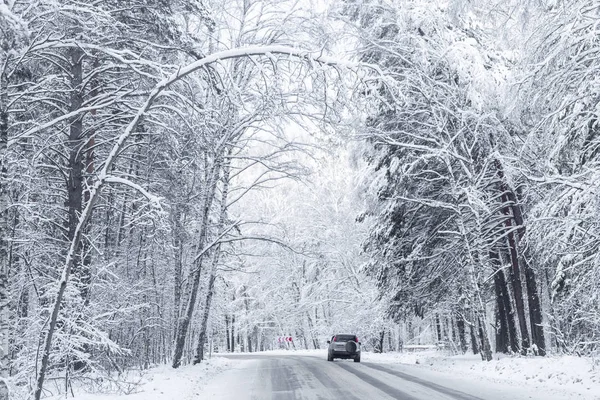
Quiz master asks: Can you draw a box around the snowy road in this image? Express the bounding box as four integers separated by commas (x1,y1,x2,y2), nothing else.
199,353,494,400
199,353,593,400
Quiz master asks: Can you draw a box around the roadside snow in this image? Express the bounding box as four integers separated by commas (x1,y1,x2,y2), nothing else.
252,349,323,356
363,351,600,399
43,358,232,400
58,350,597,400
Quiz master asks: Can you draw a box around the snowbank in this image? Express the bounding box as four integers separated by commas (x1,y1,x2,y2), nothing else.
250,348,323,356
364,351,600,399
43,357,232,400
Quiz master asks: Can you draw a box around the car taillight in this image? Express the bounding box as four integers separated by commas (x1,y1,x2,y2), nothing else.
355,337,359,342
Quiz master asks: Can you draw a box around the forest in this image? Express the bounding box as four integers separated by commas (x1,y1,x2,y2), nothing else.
1,0,599,399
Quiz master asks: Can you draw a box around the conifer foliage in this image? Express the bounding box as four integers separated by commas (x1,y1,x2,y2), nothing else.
350,0,599,360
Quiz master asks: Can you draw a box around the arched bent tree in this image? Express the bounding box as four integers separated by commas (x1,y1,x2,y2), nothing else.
33,45,376,400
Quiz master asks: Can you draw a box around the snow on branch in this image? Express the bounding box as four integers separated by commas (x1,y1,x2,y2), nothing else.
103,176,164,212
35,44,379,399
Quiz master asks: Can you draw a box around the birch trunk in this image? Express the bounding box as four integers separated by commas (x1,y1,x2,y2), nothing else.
456,207,492,361
0,47,10,400
171,208,184,340
194,156,231,364
306,311,320,349
171,157,222,368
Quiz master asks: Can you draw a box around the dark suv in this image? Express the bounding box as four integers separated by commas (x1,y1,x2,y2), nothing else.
327,334,361,362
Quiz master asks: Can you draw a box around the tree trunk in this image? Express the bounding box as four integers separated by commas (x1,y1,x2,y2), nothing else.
469,322,479,355
0,55,10,400
377,330,385,353
67,47,91,301
502,273,518,352
477,317,492,361
456,314,467,354
172,209,184,341
193,271,216,364
495,160,543,354
194,155,230,364
65,47,94,373
494,272,508,353
306,311,320,349
507,191,546,356
253,326,259,353
241,285,252,352
231,313,235,353
457,213,492,361
542,268,559,352
136,230,150,370
172,158,222,368
501,192,530,354
194,158,231,364
491,251,518,353
225,315,231,352
81,122,95,304
435,314,442,342
524,264,545,356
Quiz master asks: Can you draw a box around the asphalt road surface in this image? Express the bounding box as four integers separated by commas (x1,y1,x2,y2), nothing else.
199,353,500,400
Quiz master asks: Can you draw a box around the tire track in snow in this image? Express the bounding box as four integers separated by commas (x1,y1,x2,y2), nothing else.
335,362,420,400
296,357,362,400
361,362,483,400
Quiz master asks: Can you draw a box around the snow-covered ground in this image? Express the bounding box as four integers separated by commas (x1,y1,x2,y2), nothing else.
41,357,234,400
253,348,599,388
37,350,600,399
361,350,600,399
217,349,600,399
198,350,600,400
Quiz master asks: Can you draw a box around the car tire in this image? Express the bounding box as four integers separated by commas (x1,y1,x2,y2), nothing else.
327,353,333,361
345,341,357,354
354,355,361,363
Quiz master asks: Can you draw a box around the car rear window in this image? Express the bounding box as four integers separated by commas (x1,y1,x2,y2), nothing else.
335,335,357,342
